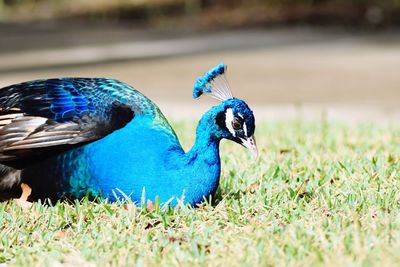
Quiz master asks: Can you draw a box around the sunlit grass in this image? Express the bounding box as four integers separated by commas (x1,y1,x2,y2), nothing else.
1,120,399,266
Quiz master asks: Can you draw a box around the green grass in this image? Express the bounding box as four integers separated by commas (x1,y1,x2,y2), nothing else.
1,120,399,266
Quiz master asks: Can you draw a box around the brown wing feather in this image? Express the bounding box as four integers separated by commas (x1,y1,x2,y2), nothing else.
0,116,83,160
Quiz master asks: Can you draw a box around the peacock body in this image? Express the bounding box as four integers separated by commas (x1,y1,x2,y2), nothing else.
0,64,256,206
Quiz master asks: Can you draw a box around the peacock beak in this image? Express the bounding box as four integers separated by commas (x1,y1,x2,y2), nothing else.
240,135,258,160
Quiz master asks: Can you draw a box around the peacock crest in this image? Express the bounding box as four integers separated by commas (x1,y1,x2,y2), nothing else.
193,63,233,102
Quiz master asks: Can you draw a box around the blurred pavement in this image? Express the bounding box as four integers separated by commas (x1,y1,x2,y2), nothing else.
0,27,399,123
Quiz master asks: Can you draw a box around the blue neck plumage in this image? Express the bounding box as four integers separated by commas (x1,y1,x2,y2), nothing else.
185,108,221,163
176,110,221,203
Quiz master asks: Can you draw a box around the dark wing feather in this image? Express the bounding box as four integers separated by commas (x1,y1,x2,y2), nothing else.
0,78,135,165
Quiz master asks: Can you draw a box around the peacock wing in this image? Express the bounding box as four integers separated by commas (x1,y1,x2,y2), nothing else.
0,78,136,165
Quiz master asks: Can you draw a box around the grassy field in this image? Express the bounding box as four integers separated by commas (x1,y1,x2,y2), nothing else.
0,119,399,266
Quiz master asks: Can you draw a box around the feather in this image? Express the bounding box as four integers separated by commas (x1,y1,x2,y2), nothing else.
193,63,234,101
0,79,137,164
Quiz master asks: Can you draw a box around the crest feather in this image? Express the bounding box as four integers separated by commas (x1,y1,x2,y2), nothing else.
193,63,234,101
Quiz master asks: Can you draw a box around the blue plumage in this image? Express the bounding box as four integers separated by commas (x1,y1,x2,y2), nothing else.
0,64,257,206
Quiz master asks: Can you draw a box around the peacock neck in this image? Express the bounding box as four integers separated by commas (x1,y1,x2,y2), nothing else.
177,112,221,204
185,111,221,164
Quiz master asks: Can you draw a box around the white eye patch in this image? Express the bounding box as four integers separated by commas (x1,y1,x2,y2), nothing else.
243,122,248,137
225,108,236,136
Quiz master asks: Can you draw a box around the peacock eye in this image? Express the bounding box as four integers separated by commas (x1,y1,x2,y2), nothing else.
232,117,242,130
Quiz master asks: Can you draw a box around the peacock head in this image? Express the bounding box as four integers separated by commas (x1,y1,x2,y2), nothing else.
193,64,258,158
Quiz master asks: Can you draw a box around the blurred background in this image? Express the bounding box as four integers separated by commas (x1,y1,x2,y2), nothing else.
0,0,399,122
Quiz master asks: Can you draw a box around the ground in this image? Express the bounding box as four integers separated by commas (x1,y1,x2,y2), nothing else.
1,120,399,266
1,28,400,122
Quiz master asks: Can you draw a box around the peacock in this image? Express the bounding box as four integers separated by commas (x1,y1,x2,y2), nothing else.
0,64,257,206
